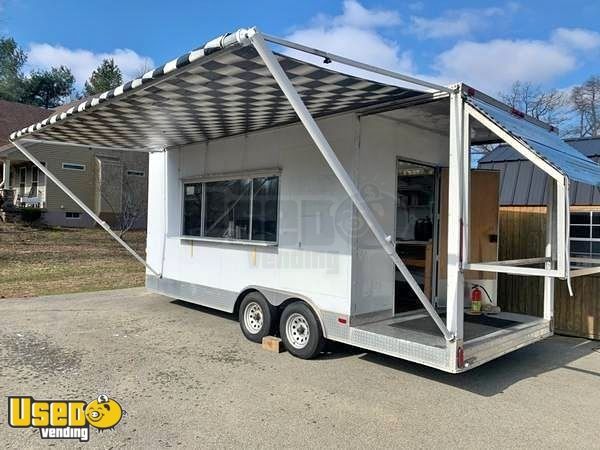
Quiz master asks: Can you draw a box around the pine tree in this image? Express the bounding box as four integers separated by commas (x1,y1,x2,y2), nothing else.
22,66,75,108
0,36,27,102
84,59,123,96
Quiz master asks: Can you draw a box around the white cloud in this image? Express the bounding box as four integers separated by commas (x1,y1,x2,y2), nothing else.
285,1,599,95
329,0,401,28
551,27,600,50
408,2,425,12
433,38,577,93
26,43,154,88
284,1,414,84
409,7,505,39
286,26,414,75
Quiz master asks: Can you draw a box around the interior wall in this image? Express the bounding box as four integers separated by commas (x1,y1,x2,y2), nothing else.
438,169,499,306
352,113,450,316
150,113,360,314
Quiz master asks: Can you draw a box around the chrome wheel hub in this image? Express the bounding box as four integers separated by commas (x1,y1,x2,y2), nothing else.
243,301,263,334
286,313,310,349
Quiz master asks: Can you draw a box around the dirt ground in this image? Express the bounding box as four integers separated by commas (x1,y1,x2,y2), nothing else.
0,223,145,298
1,288,600,449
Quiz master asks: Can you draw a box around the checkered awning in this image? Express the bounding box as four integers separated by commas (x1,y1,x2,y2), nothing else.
10,39,424,150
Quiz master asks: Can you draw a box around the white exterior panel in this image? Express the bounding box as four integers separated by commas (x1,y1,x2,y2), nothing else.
146,152,167,274
351,114,450,316
148,114,358,315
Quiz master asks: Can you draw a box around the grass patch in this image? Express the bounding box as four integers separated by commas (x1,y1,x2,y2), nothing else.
0,222,146,298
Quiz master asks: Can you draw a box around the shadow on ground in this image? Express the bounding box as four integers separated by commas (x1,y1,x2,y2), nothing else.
357,338,600,397
171,300,238,322
170,299,600,397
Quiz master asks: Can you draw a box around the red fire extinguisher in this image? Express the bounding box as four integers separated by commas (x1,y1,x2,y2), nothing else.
471,286,482,313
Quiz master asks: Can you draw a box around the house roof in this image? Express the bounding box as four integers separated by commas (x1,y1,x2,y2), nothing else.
9,30,425,149
478,137,600,206
0,100,51,150
479,136,600,163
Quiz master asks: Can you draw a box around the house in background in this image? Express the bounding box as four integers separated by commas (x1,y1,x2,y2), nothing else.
479,136,600,340
0,99,148,228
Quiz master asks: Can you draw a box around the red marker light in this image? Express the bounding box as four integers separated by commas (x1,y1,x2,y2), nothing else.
511,108,525,118
457,347,465,369
337,317,347,325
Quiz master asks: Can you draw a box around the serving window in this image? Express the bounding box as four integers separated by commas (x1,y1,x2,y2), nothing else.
182,175,279,243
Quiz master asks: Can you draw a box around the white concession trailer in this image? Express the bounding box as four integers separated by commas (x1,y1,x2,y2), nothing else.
10,28,600,373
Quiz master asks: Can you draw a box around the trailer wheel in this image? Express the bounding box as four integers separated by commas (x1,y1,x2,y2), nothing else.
239,292,274,343
280,302,324,359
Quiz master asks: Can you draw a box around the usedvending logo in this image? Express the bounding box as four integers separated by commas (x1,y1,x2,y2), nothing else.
8,394,124,442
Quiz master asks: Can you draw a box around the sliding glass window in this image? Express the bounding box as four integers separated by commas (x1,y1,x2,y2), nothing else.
251,176,279,242
182,175,279,243
183,183,203,236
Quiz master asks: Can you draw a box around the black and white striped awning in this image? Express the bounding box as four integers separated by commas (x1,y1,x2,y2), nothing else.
10,34,424,150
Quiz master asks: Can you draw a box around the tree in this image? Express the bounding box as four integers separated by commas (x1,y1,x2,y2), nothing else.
84,59,123,96
98,158,147,238
0,36,27,102
22,66,75,108
500,81,569,130
133,61,152,79
570,76,600,138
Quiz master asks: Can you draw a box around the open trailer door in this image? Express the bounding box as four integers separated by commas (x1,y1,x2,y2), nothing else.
461,85,600,312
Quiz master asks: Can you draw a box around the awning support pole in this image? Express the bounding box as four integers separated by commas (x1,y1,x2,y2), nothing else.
544,177,556,323
11,139,161,277
261,33,453,94
248,29,454,342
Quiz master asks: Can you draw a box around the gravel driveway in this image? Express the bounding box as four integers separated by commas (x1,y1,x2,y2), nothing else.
1,288,599,449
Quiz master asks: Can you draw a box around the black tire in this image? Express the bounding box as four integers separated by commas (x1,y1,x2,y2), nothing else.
239,292,275,343
279,302,325,359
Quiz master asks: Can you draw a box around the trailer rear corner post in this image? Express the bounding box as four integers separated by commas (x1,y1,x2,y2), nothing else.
447,88,466,368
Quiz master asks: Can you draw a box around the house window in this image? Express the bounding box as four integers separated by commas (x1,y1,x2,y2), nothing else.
62,162,86,171
182,175,279,243
127,170,145,177
570,211,600,259
65,212,81,219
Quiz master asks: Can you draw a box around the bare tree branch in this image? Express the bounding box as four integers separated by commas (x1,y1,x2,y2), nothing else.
500,81,569,133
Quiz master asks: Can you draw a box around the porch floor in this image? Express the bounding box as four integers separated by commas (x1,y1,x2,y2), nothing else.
355,310,544,349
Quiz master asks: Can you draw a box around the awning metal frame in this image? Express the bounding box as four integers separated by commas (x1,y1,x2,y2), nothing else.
460,93,600,304
18,138,162,154
261,33,453,94
462,100,567,276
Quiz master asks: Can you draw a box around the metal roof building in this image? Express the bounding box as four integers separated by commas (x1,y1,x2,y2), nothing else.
478,137,600,206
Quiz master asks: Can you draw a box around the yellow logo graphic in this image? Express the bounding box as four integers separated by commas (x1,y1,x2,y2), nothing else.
8,394,124,442
84,394,123,430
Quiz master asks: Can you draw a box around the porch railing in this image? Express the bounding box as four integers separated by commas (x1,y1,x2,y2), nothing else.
14,189,45,208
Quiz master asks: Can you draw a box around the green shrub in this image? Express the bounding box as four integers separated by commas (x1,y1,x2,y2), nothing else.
19,207,43,223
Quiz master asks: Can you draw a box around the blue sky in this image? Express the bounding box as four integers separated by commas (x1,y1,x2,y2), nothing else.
1,0,599,94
